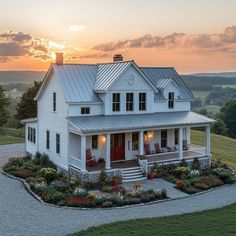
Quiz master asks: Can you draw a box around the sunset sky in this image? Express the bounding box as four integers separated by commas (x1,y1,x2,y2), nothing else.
1,0,236,73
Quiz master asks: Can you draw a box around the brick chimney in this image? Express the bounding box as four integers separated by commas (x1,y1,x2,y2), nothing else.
113,54,123,62
55,52,63,65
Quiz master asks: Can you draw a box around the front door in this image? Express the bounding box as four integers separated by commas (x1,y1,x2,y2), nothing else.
110,133,125,161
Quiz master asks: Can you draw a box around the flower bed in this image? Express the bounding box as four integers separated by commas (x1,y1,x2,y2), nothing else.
148,158,235,194
3,153,168,208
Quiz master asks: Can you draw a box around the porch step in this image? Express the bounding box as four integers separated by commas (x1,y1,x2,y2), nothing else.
122,166,146,183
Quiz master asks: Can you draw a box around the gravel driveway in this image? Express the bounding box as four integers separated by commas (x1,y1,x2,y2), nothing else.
0,143,236,236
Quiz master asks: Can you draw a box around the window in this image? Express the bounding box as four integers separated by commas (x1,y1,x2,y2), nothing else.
28,127,36,144
112,93,120,112
53,92,56,112
46,130,50,150
81,107,90,114
92,135,98,149
168,92,174,109
132,132,139,151
139,93,146,111
175,129,178,145
161,130,167,148
56,133,60,154
126,93,133,111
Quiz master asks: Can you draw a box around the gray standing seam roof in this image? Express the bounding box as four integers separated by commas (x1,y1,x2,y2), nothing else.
68,111,214,134
49,63,194,103
141,67,194,100
53,64,101,103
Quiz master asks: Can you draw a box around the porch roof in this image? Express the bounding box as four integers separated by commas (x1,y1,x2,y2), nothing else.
67,111,214,135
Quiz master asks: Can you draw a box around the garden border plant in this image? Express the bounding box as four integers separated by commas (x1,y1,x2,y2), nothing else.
2,153,168,208
148,158,235,194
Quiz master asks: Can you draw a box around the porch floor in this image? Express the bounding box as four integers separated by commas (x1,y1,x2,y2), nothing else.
87,160,138,172
87,145,207,172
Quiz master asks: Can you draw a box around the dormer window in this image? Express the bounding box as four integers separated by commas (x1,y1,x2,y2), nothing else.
53,92,56,112
168,92,174,109
139,93,146,111
126,93,133,111
112,93,120,112
81,107,90,114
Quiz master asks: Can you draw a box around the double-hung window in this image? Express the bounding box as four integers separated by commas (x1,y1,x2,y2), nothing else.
46,130,50,150
161,130,167,148
112,93,120,112
139,93,146,111
132,132,139,151
28,127,36,144
126,93,133,111
53,92,56,112
92,135,98,149
168,92,174,109
56,133,60,154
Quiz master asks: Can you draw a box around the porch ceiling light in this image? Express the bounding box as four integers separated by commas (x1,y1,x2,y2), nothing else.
101,135,106,143
148,131,153,139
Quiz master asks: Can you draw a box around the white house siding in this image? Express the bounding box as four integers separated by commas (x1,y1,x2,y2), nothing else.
25,122,38,156
37,72,69,171
103,65,155,115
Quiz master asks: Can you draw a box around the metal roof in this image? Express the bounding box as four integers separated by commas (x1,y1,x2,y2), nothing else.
36,62,194,103
67,111,214,134
141,67,194,100
52,64,101,103
94,61,132,92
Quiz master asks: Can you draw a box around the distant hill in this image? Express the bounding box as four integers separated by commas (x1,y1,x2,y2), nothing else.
191,72,236,78
0,71,45,84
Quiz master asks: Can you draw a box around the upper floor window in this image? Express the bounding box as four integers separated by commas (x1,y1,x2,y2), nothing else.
53,92,56,112
168,92,174,109
92,135,98,149
126,93,133,111
46,130,50,150
28,127,36,144
81,107,90,115
139,93,146,111
56,133,60,154
112,93,120,112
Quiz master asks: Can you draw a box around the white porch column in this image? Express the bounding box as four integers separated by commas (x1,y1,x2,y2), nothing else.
80,135,86,171
205,126,211,156
186,127,191,145
105,133,111,169
139,131,144,155
178,128,183,160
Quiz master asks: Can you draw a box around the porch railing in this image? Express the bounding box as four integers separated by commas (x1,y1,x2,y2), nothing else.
139,158,148,175
69,156,81,169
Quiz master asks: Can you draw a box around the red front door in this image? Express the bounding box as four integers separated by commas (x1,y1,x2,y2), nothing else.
110,133,125,161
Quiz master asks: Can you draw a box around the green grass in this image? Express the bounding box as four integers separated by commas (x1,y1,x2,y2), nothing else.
0,135,24,145
191,130,236,169
205,105,221,114
70,203,236,236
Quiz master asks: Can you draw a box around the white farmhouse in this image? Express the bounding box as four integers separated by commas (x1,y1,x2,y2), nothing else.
22,53,214,182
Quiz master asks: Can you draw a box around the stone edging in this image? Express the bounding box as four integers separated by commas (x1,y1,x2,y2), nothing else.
1,170,231,211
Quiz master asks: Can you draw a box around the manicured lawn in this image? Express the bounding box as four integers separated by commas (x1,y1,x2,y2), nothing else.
191,130,236,169
0,135,24,145
70,203,236,236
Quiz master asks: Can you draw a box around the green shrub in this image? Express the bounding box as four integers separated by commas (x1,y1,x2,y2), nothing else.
180,159,188,167
161,189,167,198
41,187,65,203
175,166,190,177
50,180,70,191
99,170,109,186
195,183,210,190
11,168,35,179
184,186,198,194
212,167,233,183
192,158,200,170
40,167,57,184
102,201,113,208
